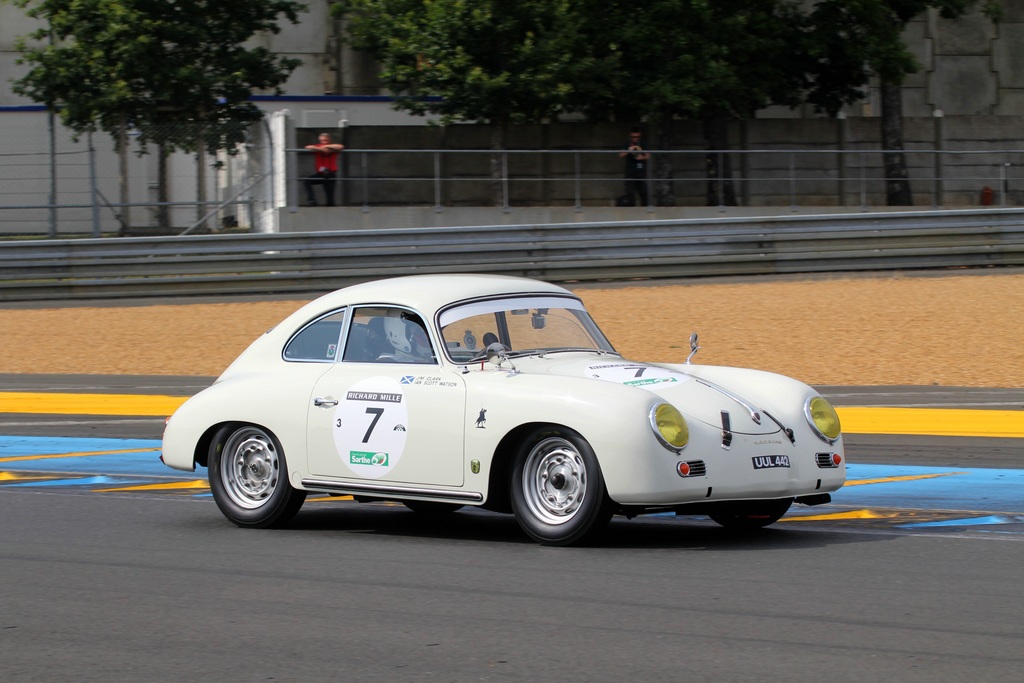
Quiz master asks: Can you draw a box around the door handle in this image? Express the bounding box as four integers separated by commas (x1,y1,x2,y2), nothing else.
314,397,339,407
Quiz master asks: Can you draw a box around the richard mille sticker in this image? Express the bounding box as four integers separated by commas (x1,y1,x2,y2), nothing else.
334,377,409,478
586,362,688,388
752,455,791,470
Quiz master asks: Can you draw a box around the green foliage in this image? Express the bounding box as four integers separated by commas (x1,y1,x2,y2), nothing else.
338,0,1000,131
339,0,816,127
805,0,1001,114
10,0,305,153
337,0,589,126
573,0,812,122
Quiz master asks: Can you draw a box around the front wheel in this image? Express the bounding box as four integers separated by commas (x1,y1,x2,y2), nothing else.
208,424,306,528
708,498,793,530
511,428,612,546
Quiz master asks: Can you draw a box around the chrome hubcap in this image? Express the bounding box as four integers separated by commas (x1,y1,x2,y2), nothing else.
522,437,587,525
222,428,279,509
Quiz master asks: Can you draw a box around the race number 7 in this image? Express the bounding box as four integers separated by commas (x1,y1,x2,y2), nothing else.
362,407,384,443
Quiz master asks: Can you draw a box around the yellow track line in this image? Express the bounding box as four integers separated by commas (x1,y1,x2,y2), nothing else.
836,406,1024,438
0,393,1021,437
0,447,160,463
780,509,891,521
96,480,209,492
843,471,966,486
0,392,186,417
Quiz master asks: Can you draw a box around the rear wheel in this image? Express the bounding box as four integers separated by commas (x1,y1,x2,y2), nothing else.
511,428,612,546
708,498,793,530
208,424,306,528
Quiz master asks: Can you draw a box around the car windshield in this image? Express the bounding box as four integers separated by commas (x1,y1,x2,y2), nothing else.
438,296,616,362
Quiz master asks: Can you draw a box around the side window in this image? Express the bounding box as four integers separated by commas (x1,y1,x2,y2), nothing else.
283,310,346,362
345,307,435,364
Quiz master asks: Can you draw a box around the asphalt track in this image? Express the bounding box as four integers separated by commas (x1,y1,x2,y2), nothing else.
1,375,1022,681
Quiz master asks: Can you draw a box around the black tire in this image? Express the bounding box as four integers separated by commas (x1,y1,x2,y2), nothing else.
708,498,793,530
402,501,464,514
208,424,306,528
510,428,613,546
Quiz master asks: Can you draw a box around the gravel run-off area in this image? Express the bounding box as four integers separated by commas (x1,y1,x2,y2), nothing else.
1,270,1021,389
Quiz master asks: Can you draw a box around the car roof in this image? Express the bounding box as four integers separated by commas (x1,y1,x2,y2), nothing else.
298,274,578,320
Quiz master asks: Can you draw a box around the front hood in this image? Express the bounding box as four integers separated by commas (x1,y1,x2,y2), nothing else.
517,356,780,435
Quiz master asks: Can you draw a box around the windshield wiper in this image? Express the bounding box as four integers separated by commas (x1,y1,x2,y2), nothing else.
513,348,612,358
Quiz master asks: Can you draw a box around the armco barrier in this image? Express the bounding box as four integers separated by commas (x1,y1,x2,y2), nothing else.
1,209,1023,301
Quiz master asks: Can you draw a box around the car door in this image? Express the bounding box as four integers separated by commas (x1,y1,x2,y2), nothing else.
305,306,467,487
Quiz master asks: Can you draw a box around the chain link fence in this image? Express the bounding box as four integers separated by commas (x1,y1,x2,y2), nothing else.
5,108,1024,236
0,111,273,237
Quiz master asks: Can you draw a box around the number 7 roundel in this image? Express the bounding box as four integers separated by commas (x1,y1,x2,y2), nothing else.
333,377,409,478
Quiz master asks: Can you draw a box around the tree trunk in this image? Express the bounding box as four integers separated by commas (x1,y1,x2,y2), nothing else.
196,130,208,231
117,117,130,235
654,114,675,207
704,117,737,207
157,142,170,230
489,119,508,208
880,80,912,206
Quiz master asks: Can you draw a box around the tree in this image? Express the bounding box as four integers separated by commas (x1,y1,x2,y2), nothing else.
573,0,812,206
336,0,589,204
805,1,1001,206
11,0,304,229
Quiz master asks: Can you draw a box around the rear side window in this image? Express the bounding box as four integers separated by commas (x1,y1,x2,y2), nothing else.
283,310,346,362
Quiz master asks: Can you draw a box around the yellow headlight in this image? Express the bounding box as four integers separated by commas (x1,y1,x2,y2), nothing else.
652,403,689,450
806,396,841,442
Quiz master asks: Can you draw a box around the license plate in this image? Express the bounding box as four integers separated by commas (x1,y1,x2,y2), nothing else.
752,455,790,469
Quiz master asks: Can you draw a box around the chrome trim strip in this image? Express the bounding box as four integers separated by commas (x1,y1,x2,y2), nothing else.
301,478,484,502
695,378,761,425
762,410,796,444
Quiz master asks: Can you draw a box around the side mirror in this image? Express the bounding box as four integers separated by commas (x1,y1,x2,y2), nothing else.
485,342,508,363
686,332,700,364
485,342,519,375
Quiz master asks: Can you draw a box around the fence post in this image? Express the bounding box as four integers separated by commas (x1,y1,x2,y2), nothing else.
361,152,369,213
837,112,847,207
502,152,510,213
789,152,797,209
933,109,944,208
434,151,443,213
860,152,868,210
1001,163,1010,207
574,152,582,212
88,132,101,237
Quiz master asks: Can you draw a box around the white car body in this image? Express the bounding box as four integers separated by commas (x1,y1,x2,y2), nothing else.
162,274,845,545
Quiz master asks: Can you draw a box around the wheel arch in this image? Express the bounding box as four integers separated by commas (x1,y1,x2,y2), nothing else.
485,421,603,514
485,421,581,514
194,420,269,469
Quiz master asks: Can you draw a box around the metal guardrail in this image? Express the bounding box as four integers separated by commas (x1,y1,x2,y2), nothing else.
1,209,1023,301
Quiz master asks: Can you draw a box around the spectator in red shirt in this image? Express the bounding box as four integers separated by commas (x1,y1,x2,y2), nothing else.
304,132,345,206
